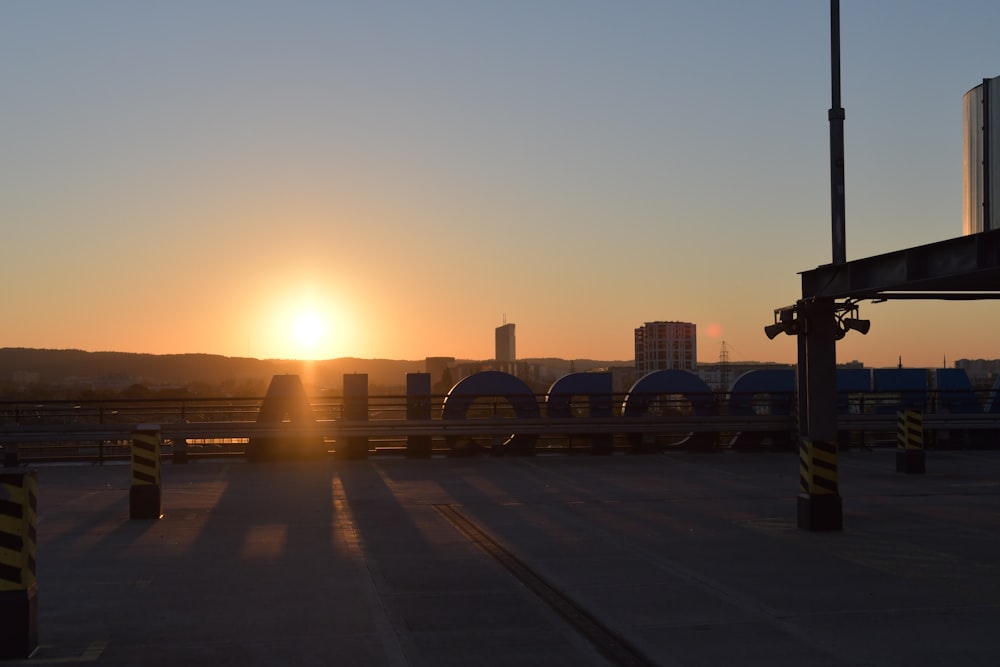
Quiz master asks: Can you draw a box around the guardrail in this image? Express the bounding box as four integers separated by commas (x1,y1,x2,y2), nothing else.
2,412,999,463
3,393,1000,463
0,415,795,442
6,412,1000,440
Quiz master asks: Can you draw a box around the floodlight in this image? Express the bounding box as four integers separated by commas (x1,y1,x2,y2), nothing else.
841,317,871,335
764,322,786,340
764,307,799,339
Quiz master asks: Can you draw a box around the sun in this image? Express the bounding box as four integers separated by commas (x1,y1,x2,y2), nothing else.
255,285,356,360
291,309,326,351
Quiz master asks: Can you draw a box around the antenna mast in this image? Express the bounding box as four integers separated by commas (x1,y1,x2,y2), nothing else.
719,341,731,391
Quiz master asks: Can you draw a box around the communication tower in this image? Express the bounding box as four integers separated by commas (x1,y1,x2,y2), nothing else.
719,341,731,391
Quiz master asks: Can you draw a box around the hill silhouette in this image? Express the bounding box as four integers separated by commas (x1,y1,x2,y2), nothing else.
0,348,629,396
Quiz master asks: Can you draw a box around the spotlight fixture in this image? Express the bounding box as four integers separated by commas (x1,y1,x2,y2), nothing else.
763,306,799,340
835,301,871,338
765,300,870,341
841,317,870,335
763,322,786,340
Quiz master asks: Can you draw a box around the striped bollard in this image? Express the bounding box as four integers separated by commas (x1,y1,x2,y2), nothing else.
896,410,925,474
0,469,39,659
130,425,162,520
796,438,843,531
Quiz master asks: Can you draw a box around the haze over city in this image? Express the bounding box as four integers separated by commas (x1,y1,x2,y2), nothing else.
3,1,1000,367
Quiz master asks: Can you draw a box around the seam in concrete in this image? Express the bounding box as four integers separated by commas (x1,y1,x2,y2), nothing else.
434,503,656,667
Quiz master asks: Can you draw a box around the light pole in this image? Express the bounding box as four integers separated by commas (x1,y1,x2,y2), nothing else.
830,0,847,265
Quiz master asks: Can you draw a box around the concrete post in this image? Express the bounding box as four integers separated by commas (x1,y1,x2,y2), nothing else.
796,299,843,530
406,373,432,458
246,375,325,462
340,374,369,460
172,419,189,465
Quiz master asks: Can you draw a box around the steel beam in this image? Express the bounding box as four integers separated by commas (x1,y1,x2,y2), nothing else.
801,228,1000,300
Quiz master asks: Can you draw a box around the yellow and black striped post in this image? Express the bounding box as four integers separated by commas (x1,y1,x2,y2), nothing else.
797,438,843,530
896,410,925,474
130,425,162,520
0,469,39,659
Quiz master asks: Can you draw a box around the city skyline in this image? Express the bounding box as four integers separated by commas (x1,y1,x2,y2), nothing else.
3,2,1000,367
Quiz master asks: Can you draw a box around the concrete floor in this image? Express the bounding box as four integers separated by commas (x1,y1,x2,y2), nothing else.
16,448,1000,666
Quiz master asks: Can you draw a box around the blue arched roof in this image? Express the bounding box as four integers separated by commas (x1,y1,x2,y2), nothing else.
546,372,614,418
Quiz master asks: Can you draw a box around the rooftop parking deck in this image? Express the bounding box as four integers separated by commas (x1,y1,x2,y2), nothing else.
16,449,1000,666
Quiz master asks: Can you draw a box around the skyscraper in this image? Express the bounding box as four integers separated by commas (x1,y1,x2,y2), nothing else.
495,322,515,364
634,321,697,377
963,75,1000,235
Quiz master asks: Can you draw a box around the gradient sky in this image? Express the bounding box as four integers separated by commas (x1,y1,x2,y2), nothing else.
3,1,999,366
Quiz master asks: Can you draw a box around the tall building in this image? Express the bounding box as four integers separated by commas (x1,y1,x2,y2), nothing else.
495,322,515,365
963,75,1000,235
634,321,697,377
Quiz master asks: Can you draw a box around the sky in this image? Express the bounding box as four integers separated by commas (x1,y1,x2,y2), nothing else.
3,1,1000,367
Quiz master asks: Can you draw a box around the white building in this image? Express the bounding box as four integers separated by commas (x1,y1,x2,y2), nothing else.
634,321,697,377
963,75,1000,235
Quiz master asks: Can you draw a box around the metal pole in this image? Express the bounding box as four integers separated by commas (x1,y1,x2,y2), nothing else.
830,0,847,264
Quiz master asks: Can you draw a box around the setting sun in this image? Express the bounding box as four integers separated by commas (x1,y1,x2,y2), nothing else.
247,283,365,361
284,305,334,360
292,310,325,348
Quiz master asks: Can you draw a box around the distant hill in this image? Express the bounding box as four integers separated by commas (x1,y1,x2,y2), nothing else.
0,348,630,395
0,348,423,391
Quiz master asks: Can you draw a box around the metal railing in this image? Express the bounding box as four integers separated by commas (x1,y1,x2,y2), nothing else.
2,391,999,463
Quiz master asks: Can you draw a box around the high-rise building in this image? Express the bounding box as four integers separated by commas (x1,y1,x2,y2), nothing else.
634,321,697,377
963,75,1000,235
495,322,515,364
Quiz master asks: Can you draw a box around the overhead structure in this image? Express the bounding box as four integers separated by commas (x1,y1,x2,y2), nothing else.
767,1,1000,532
801,229,1000,301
